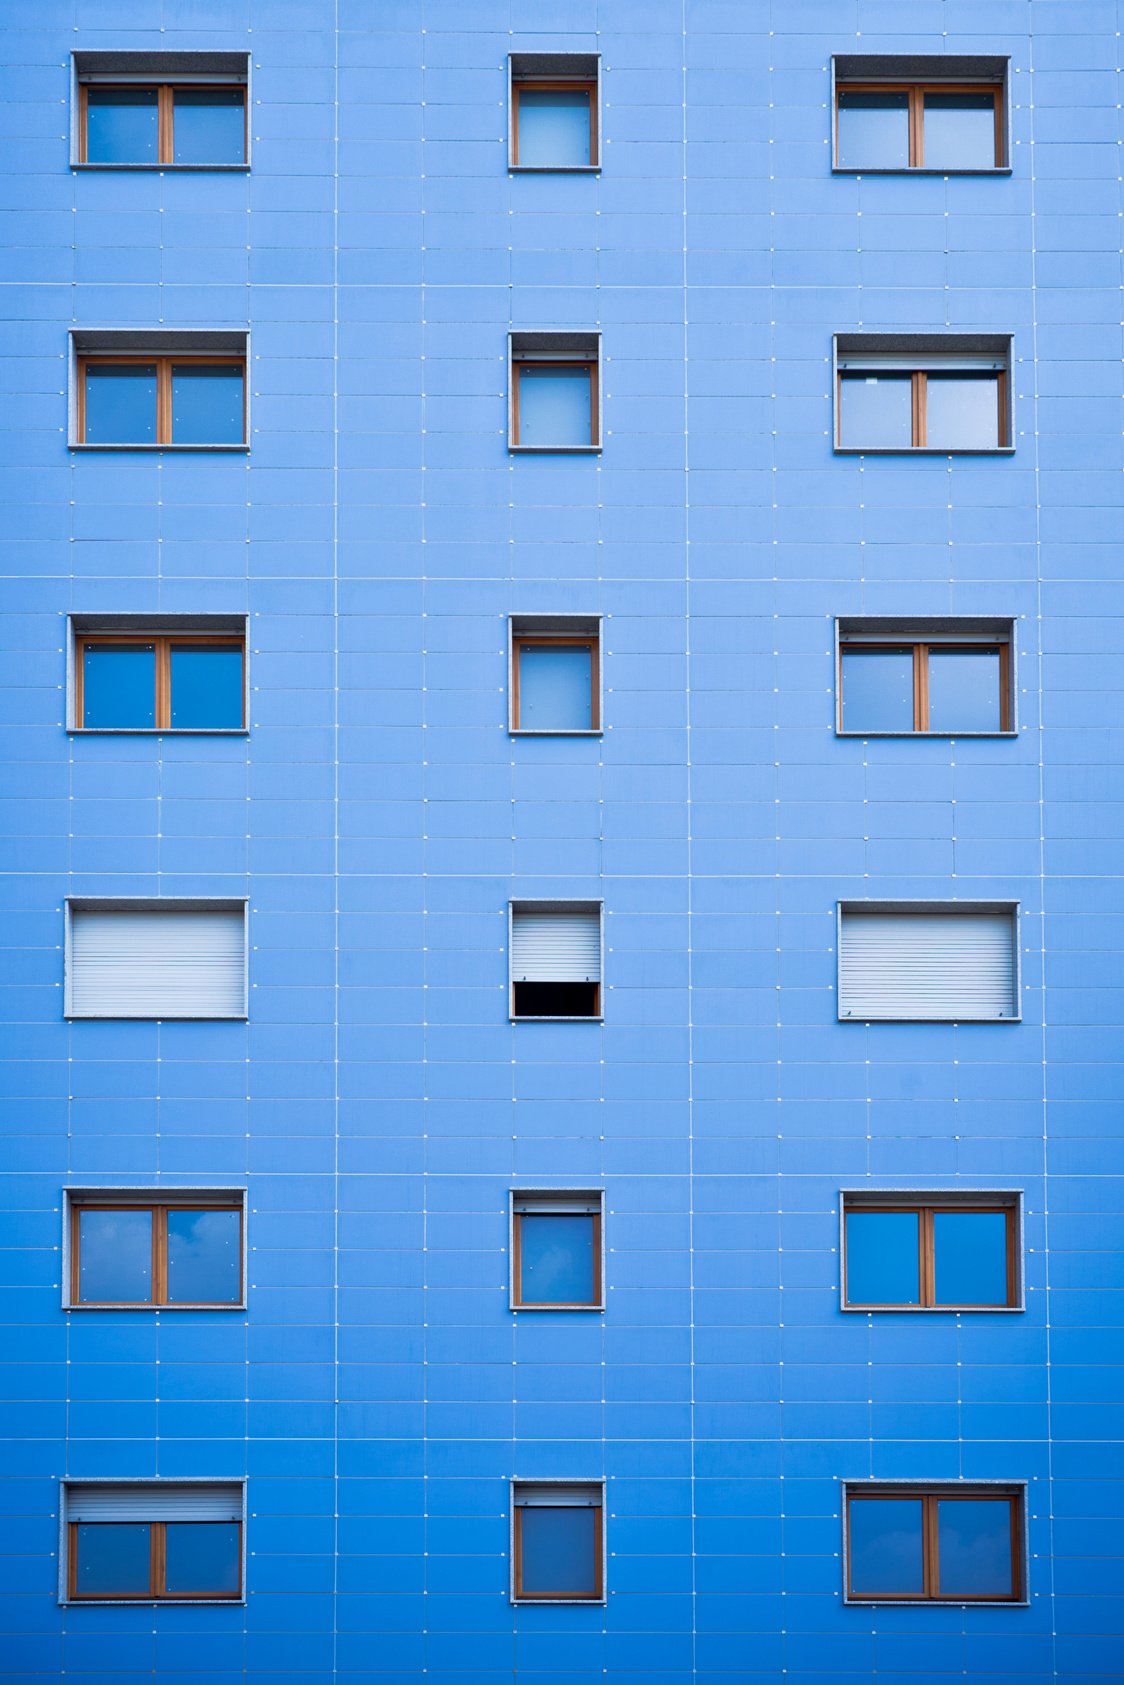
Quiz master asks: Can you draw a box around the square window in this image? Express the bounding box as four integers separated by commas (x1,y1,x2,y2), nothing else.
835,337,1012,453
512,1484,603,1602
510,903,602,1020
845,1486,1022,1602
75,628,245,732
69,1194,244,1308
837,625,1012,735
171,88,246,165
512,1193,603,1309
510,55,599,170
83,86,160,164
842,1196,1019,1310
511,625,600,733
510,333,600,452
837,903,1019,1022
66,902,248,1020
65,1485,244,1602
834,59,1007,172
76,57,247,168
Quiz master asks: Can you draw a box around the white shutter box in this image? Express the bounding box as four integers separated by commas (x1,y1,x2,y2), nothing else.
67,1485,242,1523
511,910,600,982
839,909,1016,1021
69,907,246,1019
514,1485,602,1508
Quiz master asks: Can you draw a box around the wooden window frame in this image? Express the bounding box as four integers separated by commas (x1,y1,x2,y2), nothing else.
77,82,247,166
513,1496,604,1602
75,632,246,732
68,1519,242,1601
511,633,600,733
511,80,598,169
836,368,1007,450
845,1489,1022,1602
512,1209,602,1310
77,355,246,446
834,82,1004,169
842,1201,1018,1310
512,359,599,450
71,1202,244,1308
838,640,1010,733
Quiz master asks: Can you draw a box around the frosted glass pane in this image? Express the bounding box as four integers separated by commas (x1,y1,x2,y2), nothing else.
933,1211,1009,1305
927,649,1002,732
85,88,158,164
82,644,156,729
519,645,592,730
173,89,245,164
78,1208,152,1303
841,648,914,732
520,1506,598,1596
924,93,997,169
518,88,591,167
937,1500,1013,1596
837,90,909,168
518,366,592,447
519,1213,595,1304
84,364,157,444
839,375,912,448
925,375,999,449
845,1211,920,1305
849,1499,924,1596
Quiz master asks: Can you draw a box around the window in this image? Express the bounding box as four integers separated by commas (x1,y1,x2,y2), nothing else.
834,56,1008,171
66,901,248,1021
75,624,246,732
512,1192,603,1310
510,332,600,452
838,903,1019,1022
511,902,602,1020
511,618,600,733
65,1191,245,1309
510,54,600,170
842,1195,1019,1310
73,52,249,167
844,1485,1023,1603
837,620,1013,735
512,1484,604,1602
63,1484,244,1603
835,336,1012,453
77,356,245,447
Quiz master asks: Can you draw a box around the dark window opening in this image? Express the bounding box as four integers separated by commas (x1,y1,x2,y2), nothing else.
513,981,600,1019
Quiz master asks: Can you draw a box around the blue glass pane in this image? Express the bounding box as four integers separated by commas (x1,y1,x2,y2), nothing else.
924,93,997,170
85,87,159,164
520,1506,598,1596
518,366,592,448
173,89,245,164
164,1523,241,1596
84,364,157,444
166,1208,242,1304
170,646,244,729
839,375,912,448
845,1211,920,1305
520,1213,596,1304
517,88,592,167
841,649,914,733
927,649,1002,732
76,1524,151,1596
937,1499,1013,1597
82,644,156,729
925,375,1000,449
78,1208,152,1303
170,365,244,445
849,1498,924,1596
519,645,592,731
837,90,909,169
933,1211,1009,1305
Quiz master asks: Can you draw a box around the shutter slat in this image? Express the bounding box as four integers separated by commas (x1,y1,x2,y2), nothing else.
67,1485,242,1523
511,911,600,982
839,911,1016,1020
70,910,245,1018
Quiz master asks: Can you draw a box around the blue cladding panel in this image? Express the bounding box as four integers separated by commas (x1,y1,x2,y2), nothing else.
517,89,593,168
517,366,592,447
168,645,243,729
169,366,244,445
518,645,593,731
172,91,245,167
84,88,158,165
83,364,157,444
845,1210,920,1305
81,644,156,729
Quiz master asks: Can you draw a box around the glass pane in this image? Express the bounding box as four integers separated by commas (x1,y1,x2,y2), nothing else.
75,1524,151,1596
170,645,244,729
841,648,914,733
924,92,997,170
837,90,910,169
845,1211,920,1305
520,1506,598,1597
925,374,1000,450
517,88,592,167
519,645,593,731
85,87,159,164
838,375,912,448
517,366,592,448
166,1208,242,1304
164,1523,241,1596
84,364,157,445
927,649,1002,733
937,1499,1013,1597
82,643,156,729
849,1498,925,1597
519,1213,596,1304
77,1208,152,1303
933,1211,1009,1306
170,365,244,445
173,89,245,165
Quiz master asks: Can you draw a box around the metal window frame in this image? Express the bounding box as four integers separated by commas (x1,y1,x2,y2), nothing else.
508,53,601,172
833,617,1017,737
838,1188,1024,1312
508,614,603,735
66,613,249,735
508,331,602,453
508,898,604,1022
59,1479,247,1605
62,1186,248,1312
71,51,251,170
841,1480,1028,1605
63,897,250,1022
510,1479,606,1604
68,330,251,452
832,334,1015,455
835,899,1022,1024
830,54,1011,174
509,1188,606,1311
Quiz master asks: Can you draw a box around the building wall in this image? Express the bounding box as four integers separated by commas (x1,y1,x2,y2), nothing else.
1,0,1122,1680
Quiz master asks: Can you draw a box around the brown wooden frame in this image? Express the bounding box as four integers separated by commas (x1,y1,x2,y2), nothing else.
839,640,1010,733
511,80,598,168
68,1520,242,1600
842,1200,1018,1310
71,1201,244,1307
512,1210,602,1309
835,82,1004,169
836,368,1007,450
76,355,246,446
513,1499,604,1601
512,360,599,449
845,1489,1021,1602
77,83,247,166
511,633,600,732
75,632,245,731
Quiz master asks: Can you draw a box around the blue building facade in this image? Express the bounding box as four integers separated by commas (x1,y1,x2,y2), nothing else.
2,0,1123,1680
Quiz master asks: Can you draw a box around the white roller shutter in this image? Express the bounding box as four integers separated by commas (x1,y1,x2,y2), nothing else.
69,907,246,1019
511,910,600,982
67,1485,242,1523
839,908,1016,1021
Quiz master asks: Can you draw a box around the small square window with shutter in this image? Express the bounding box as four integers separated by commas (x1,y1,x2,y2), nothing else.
510,902,602,1020
66,901,247,1020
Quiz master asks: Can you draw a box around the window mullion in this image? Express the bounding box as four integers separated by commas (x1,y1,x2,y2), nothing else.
152,1205,165,1304
158,85,173,164
920,1207,935,1306
913,371,927,447
150,1521,163,1597
155,638,170,730
925,1494,939,1597
916,644,930,731
910,85,924,167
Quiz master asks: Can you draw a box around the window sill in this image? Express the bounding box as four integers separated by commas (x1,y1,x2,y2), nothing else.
509,444,602,455
834,445,1015,456
841,1303,1023,1314
72,162,250,172
839,1013,1020,1024
69,729,249,737
66,1012,249,1022
510,729,602,738
512,1303,604,1313
509,164,601,173
831,165,1012,176
512,1596,607,1607
844,1596,1026,1608
65,1302,247,1312
511,1016,603,1024
70,443,249,453
835,729,1017,739
62,1596,245,1607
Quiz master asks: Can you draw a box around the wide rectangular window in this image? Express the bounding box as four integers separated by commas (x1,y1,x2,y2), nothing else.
510,332,600,452
510,53,599,170
511,902,601,1020
67,1193,244,1309
842,1196,1018,1310
512,1193,603,1310
835,336,1012,453
833,56,1008,171
78,356,245,446
837,904,1019,1022
837,623,1012,735
845,1486,1022,1603
76,631,245,732
64,1485,244,1602
511,619,600,733
512,1484,604,1602
66,902,248,1021
73,53,250,167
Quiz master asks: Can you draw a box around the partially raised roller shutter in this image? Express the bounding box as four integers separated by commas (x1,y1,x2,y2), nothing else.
511,909,600,982
69,906,246,1019
839,907,1017,1021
